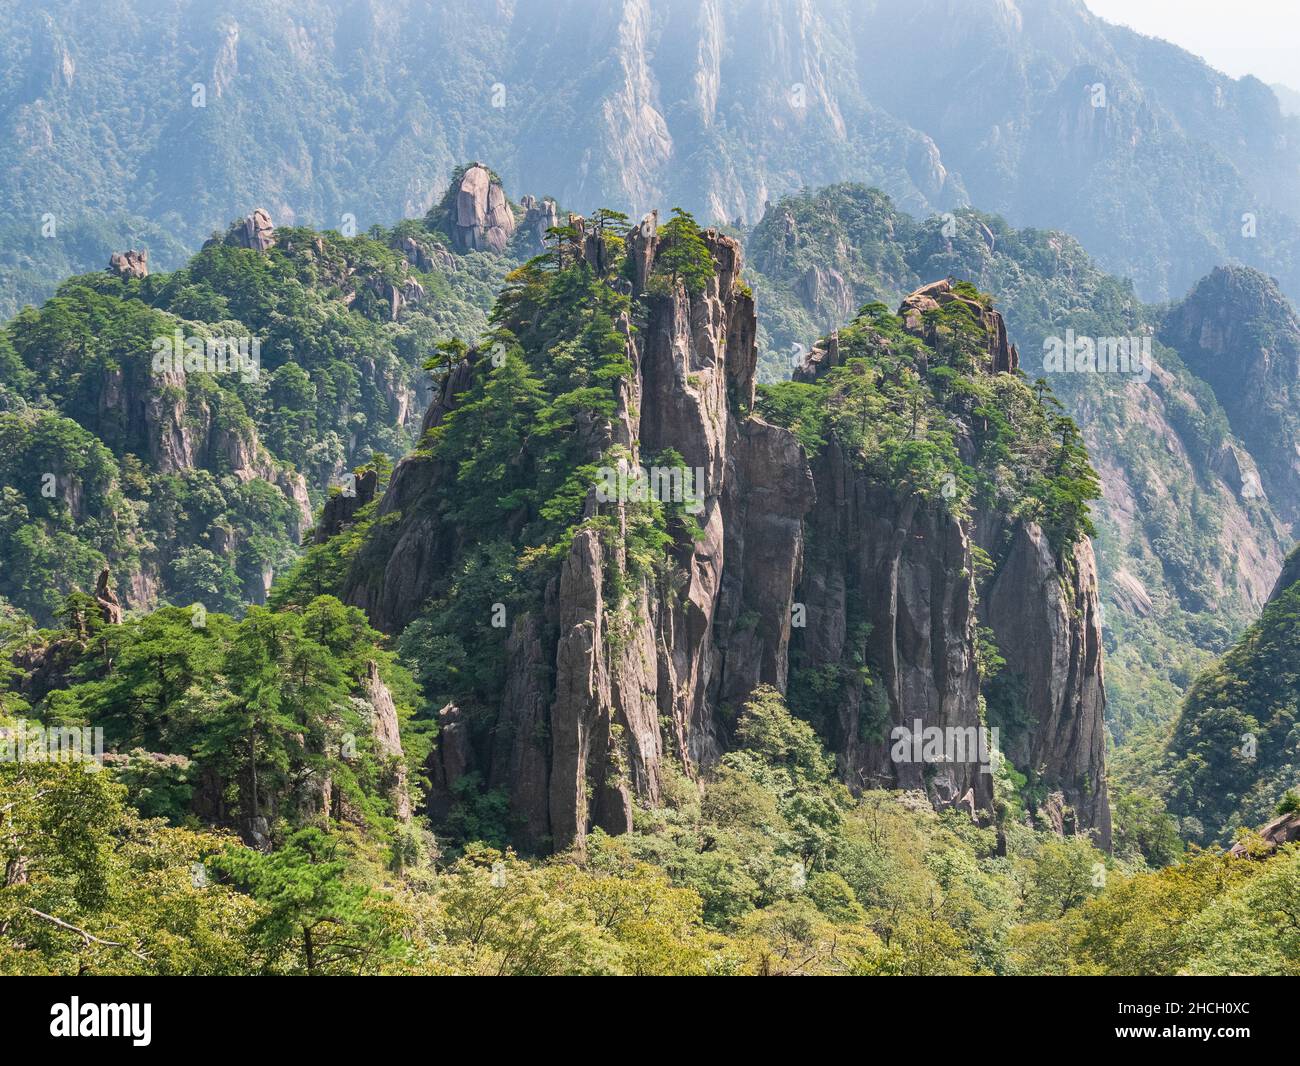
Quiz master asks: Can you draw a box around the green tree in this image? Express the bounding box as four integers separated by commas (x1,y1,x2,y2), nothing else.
213,826,405,975
653,208,715,295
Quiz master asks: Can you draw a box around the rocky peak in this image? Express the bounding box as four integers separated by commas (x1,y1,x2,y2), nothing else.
1161,267,1300,388
341,216,1109,853
314,468,378,544
519,194,559,251
94,568,122,625
798,278,1020,381
226,208,276,252
446,164,515,253
363,660,412,822
1160,266,1300,524
899,279,1019,373
398,234,455,274
107,249,148,279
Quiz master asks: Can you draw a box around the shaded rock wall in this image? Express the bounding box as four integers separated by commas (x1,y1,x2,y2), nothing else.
344,224,1112,851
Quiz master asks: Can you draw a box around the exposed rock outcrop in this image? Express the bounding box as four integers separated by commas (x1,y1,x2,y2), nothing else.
1269,544,1300,601
94,568,122,625
1110,568,1154,618
364,660,411,822
427,702,474,823
899,279,1019,373
344,220,1111,852
796,264,854,323
314,468,378,543
1228,809,1300,858
978,520,1111,845
81,353,310,609
792,442,990,812
790,301,1109,845
108,249,148,279
227,208,276,252
399,234,455,274
446,164,515,254
519,194,559,252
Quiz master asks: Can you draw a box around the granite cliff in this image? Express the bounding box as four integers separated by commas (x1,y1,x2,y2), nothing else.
340,213,1112,852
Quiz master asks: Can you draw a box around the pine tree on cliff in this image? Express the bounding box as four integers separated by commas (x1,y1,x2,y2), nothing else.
654,209,715,295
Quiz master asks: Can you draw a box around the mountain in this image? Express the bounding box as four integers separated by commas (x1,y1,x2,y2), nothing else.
4,0,1300,320
0,164,540,624
12,162,1300,826
1273,83,1300,117
1166,545,1300,845
10,0,1300,983
741,183,1299,770
309,209,1111,850
11,155,1300,837
1159,266,1300,528
11,185,1300,976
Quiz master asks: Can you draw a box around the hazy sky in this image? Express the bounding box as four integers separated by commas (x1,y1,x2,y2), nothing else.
1084,0,1300,89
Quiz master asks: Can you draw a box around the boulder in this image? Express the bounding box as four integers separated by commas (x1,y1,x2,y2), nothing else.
228,208,275,252
1229,810,1300,857
448,164,515,253
108,249,148,279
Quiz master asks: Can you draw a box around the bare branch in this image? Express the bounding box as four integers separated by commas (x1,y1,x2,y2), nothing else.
24,908,148,962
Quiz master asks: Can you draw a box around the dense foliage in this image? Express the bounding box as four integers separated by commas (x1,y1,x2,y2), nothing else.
758,296,1099,551
0,199,518,624
5,680,1295,975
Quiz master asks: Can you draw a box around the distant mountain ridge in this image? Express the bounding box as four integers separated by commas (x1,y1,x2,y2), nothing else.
3,0,1300,317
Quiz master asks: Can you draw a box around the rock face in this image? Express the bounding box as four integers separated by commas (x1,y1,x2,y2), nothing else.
792,443,990,812
428,702,474,823
344,221,1111,852
81,353,310,611
108,249,148,279
314,469,378,543
93,568,122,625
446,164,515,254
978,520,1111,844
519,194,559,252
899,279,1019,373
796,265,854,324
363,661,412,822
1159,266,1300,525
1110,569,1154,618
229,208,275,252
790,298,1108,846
